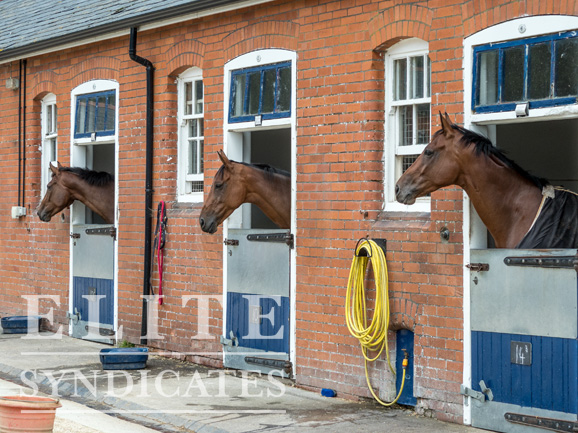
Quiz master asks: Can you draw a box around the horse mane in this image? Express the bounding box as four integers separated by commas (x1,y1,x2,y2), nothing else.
216,160,291,181
239,161,291,178
442,125,548,189
60,166,114,187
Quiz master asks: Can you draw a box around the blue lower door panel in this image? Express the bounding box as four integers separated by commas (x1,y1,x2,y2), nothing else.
472,331,578,414
226,292,290,353
73,277,114,325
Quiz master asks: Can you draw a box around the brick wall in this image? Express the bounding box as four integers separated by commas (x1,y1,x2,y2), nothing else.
1,0,576,424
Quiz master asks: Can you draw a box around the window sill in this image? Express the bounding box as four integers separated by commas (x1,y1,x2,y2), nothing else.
373,210,431,231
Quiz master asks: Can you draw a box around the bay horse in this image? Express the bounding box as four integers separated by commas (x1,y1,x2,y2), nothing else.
199,150,291,234
396,113,578,248
37,162,115,224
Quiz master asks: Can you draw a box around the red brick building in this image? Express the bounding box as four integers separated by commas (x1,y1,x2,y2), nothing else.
1,0,577,429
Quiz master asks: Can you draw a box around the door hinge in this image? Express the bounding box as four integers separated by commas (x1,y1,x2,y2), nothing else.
244,357,293,375
505,413,578,432
504,255,575,269
85,226,117,240
466,263,490,272
247,232,294,249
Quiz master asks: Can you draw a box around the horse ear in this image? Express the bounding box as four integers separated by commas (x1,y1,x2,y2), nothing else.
217,150,233,169
49,162,59,175
439,112,455,137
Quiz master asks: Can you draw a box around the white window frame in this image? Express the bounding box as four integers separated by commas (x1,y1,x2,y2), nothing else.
384,38,431,212
177,67,204,203
40,93,57,194
465,15,578,126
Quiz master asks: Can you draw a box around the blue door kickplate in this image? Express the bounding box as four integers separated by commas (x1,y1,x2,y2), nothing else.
100,348,148,370
1,316,42,334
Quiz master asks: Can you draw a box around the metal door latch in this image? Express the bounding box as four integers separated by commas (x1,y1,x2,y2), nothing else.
70,232,80,239
220,331,238,347
461,385,485,402
460,380,493,402
479,380,494,401
466,263,490,272
66,308,81,324
224,239,239,246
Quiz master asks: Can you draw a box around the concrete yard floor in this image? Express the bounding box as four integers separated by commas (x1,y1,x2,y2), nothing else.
0,332,486,433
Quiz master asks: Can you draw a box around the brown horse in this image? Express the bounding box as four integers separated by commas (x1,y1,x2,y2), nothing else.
396,113,578,248
37,163,115,224
199,150,291,234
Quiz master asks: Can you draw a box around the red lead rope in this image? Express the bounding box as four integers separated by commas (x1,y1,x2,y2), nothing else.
152,201,167,305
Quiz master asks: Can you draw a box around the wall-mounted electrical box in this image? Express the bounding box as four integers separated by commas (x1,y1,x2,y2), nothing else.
11,206,26,219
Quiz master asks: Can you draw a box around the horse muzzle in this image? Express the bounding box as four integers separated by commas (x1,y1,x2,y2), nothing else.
37,210,52,222
395,183,417,205
199,216,218,234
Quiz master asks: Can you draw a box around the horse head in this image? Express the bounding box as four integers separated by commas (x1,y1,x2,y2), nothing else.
199,150,247,234
37,162,76,222
395,113,464,205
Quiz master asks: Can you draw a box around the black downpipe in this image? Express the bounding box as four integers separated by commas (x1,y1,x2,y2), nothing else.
129,27,155,346
17,60,22,207
21,59,27,206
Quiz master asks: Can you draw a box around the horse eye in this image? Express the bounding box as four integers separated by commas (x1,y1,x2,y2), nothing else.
423,149,434,157
215,182,224,189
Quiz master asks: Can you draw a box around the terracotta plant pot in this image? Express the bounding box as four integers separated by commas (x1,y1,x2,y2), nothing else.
0,395,61,433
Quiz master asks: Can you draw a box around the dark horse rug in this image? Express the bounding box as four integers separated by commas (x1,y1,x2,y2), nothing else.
517,186,578,249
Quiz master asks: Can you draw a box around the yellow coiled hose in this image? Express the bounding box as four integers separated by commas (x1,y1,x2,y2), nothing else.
345,239,407,406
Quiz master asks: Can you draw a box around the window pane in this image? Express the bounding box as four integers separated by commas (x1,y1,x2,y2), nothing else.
49,138,57,162
53,105,58,133
188,140,198,175
232,74,246,117
416,104,430,145
199,139,204,174
528,42,551,100
76,99,87,134
86,97,96,133
96,96,106,131
555,38,578,97
247,71,261,115
195,80,203,114
277,67,291,112
398,105,413,146
402,155,418,173
410,56,425,99
46,105,53,134
477,50,499,106
106,97,115,131
502,46,525,102
190,181,203,193
189,119,197,137
394,58,407,101
185,82,193,115
262,69,276,113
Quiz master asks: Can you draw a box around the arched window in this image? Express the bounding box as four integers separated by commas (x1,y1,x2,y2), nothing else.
384,38,431,212
40,93,57,194
177,67,204,202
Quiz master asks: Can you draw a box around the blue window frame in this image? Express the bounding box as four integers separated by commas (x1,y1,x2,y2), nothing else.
74,90,116,138
473,30,578,113
229,62,291,123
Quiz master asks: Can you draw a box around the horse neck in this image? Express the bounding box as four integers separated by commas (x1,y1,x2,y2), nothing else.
65,177,114,224
242,166,291,229
458,154,543,248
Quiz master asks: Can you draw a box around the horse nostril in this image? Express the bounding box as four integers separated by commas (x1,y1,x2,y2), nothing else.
395,184,400,195
199,217,205,229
